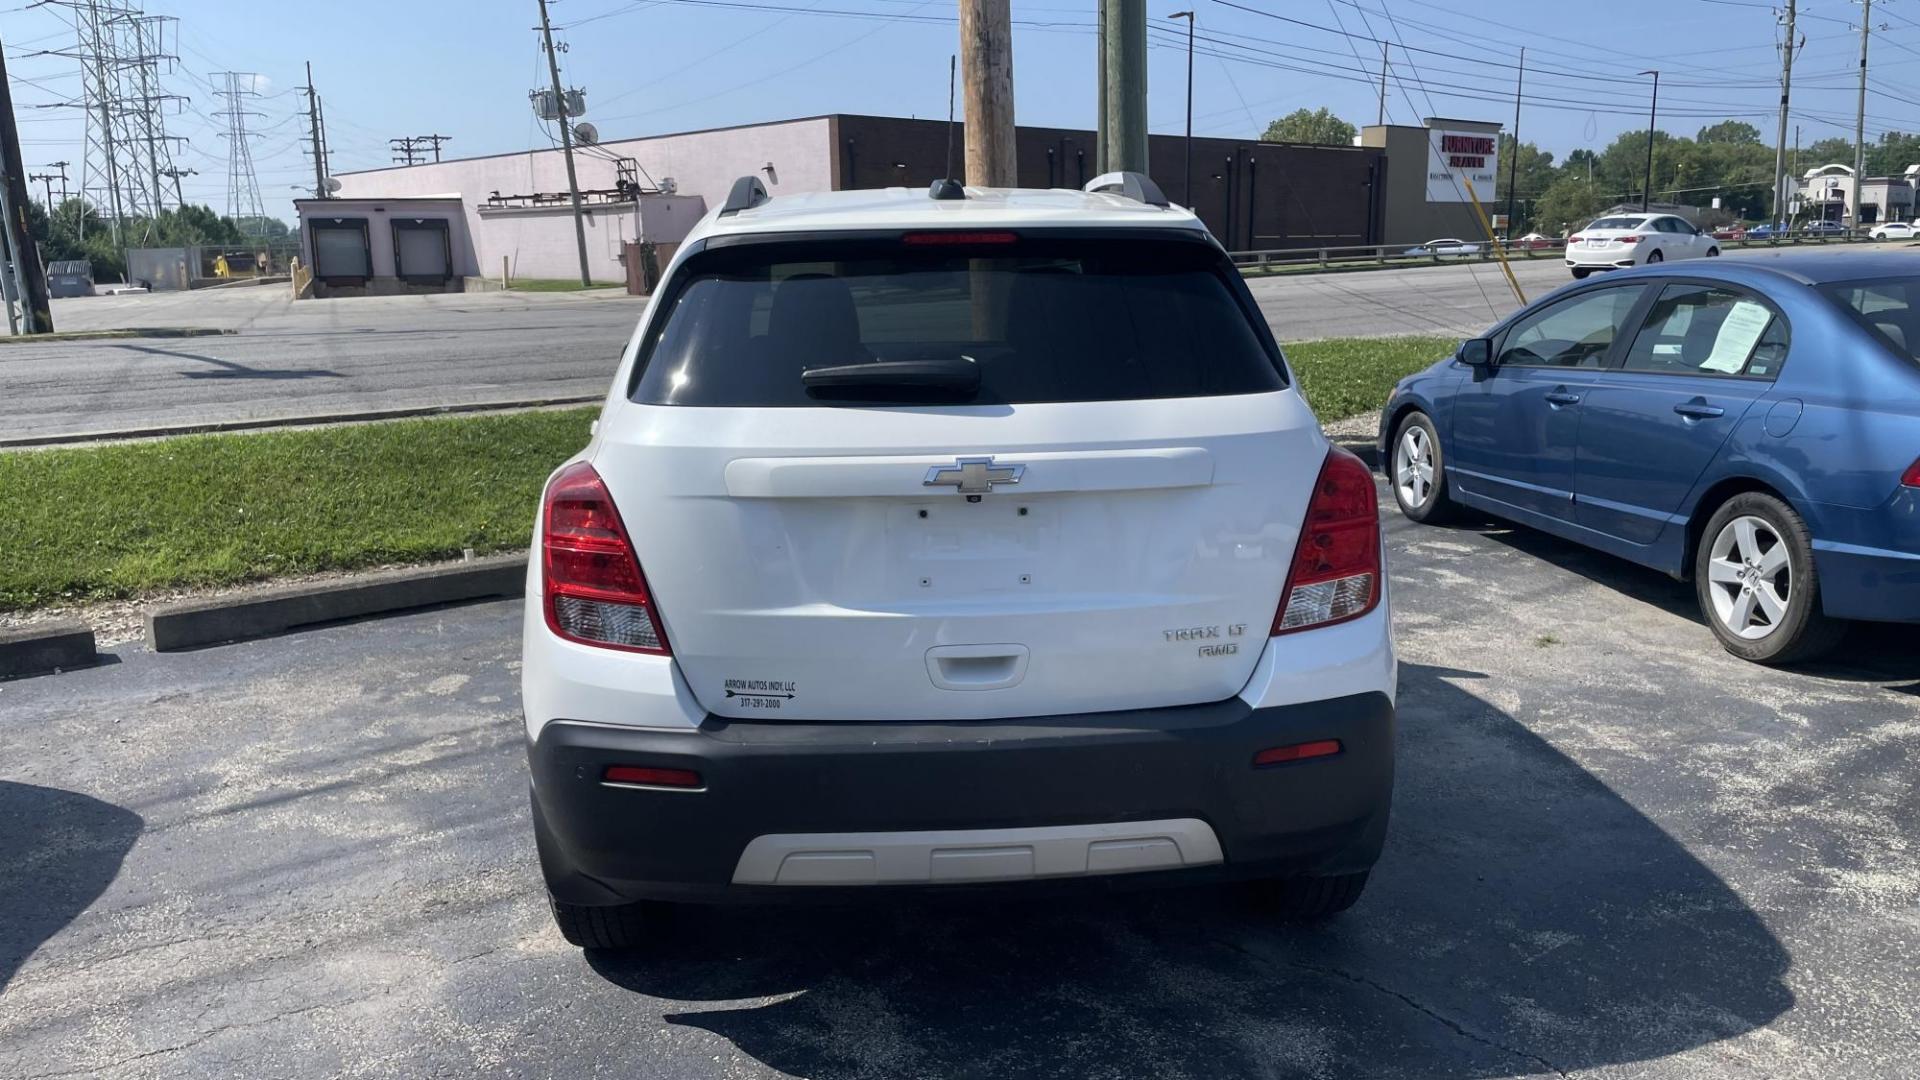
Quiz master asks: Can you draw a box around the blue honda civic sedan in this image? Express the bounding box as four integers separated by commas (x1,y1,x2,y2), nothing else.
1379,252,1920,663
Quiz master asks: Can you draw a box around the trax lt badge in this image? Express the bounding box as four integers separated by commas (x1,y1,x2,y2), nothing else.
924,456,1025,496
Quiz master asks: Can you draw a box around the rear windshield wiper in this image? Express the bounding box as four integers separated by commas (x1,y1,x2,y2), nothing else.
801,358,981,402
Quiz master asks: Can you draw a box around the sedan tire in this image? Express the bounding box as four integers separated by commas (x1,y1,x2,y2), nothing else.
1694,492,1846,664
1645,249,1664,264
1571,267,1592,279
1390,411,1460,524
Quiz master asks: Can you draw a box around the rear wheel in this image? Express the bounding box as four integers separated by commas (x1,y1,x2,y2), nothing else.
1571,267,1592,279
1390,411,1459,523
1706,246,1720,257
1645,249,1664,264
1694,493,1846,664
549,891,661,950
1243,872,1371,920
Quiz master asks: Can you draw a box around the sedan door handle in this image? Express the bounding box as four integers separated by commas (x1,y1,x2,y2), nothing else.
1544,391,1582,406
1673,403,1725,419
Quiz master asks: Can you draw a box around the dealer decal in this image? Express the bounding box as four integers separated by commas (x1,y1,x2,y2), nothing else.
724,677,796,710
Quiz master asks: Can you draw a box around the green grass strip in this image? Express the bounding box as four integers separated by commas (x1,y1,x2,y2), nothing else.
1286,335,1457,424
0,409,595,612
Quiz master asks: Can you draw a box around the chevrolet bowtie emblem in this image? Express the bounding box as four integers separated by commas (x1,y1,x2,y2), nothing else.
923,456,1025,495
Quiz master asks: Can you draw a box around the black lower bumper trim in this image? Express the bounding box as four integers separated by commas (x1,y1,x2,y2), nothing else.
528,691,1394,905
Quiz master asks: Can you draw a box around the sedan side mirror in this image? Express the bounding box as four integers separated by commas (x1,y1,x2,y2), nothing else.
1458,338,1493,367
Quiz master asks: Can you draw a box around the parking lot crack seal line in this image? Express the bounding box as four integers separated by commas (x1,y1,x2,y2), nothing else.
1234,944,1570,1078
18,995,355,1080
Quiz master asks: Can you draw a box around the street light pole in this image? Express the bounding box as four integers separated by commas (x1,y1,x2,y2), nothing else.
1168,11,1194,205
1638,69,1659,211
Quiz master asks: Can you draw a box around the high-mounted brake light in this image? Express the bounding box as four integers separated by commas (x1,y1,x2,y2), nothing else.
1272,446,1381,635
1903,457,1920,488
541,461,671,654
902,231,1019,246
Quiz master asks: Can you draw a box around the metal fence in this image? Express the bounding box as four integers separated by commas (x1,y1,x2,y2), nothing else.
1228,231,1888,274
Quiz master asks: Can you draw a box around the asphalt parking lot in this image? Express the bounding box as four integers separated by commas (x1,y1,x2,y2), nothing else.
5,478,1916,1079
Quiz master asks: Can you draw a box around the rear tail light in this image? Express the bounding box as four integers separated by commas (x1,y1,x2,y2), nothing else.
1273,446,1381,635
1567,235,1583,244
1903,457,1920,488
541,461,671,654
1617,235,1642,245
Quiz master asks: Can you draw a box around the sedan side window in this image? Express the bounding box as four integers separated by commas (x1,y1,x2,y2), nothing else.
1620,284,1786,379
1497,287,1643,369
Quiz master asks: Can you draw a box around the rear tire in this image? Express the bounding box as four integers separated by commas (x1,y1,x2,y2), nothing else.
1706,246,1721,257
1645,249,1664,264
1693,492,1847,665
549,891,660,950
1570,267,1592,279
1244,872,1371,920
1390,411,1460,524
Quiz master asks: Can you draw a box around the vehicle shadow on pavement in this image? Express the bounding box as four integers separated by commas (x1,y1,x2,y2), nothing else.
1466,517,1920,684
0,781,142,995
586,662,1794,1079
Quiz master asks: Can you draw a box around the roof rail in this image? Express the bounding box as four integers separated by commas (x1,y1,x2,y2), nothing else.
720,175,770,216
1083,171,1170,208
928,178,965,201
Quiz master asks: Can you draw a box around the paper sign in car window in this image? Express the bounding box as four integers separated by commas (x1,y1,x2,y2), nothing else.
1700,301,1772,373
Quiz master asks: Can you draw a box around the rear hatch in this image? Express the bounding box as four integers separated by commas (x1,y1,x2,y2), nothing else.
592,230,1327,722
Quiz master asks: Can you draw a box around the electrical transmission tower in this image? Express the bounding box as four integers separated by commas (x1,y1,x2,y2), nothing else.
212,71,268,238
47,0,188,247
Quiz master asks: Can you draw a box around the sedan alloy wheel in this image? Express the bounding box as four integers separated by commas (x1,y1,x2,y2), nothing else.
1705,515,1791,640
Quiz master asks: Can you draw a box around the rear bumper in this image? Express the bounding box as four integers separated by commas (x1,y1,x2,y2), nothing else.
528,691,1395,905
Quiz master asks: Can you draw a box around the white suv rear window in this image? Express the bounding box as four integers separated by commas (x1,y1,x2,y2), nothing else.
630,235,1287,406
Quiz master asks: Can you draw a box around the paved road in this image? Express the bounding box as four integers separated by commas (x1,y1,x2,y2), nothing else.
4,243,1910,442
5,481,1916,1078
3,289,645,441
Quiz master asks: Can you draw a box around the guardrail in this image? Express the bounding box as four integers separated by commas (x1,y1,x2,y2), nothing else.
1229,231,1888,274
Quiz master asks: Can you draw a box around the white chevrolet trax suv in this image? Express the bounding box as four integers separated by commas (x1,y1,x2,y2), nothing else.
521,173,1397,949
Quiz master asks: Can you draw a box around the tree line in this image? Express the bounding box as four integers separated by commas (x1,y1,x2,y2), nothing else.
1260,108,1920,234
23,199,291,282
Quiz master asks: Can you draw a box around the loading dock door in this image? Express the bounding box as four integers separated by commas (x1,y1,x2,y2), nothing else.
311,218,371,284
393,219,452,284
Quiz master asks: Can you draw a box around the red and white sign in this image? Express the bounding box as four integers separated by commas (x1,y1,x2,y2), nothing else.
1426,128,1500,204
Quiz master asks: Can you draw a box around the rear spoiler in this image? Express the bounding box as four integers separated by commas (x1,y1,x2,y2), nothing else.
1084,171,1170,208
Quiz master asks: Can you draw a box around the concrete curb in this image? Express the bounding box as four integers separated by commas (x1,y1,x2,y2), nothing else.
145,554,528,652
0,621,99,680
0,327,233,345
0,395,602,449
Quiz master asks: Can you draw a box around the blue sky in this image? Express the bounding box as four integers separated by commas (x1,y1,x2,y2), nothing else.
6,0,1919,223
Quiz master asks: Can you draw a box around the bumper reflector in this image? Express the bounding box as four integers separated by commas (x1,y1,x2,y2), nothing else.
603,765,704,789
1253,739,1343,767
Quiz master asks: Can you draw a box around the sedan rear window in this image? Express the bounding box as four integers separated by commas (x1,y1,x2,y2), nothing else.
1820,277,1920,363
1588,217,1648,231
629,235,1286,406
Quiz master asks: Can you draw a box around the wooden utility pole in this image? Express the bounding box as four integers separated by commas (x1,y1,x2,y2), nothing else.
305,62,328,198
1772,0,1797,225
1102,0,1147,173
960,0,1016,186
1851,0,1872,231
0,29,53,333
537,0,593,287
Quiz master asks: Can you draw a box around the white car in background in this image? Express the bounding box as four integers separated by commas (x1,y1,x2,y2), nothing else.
1405,238,1480,257
1564,214,1719,279
1870,221,1917,241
